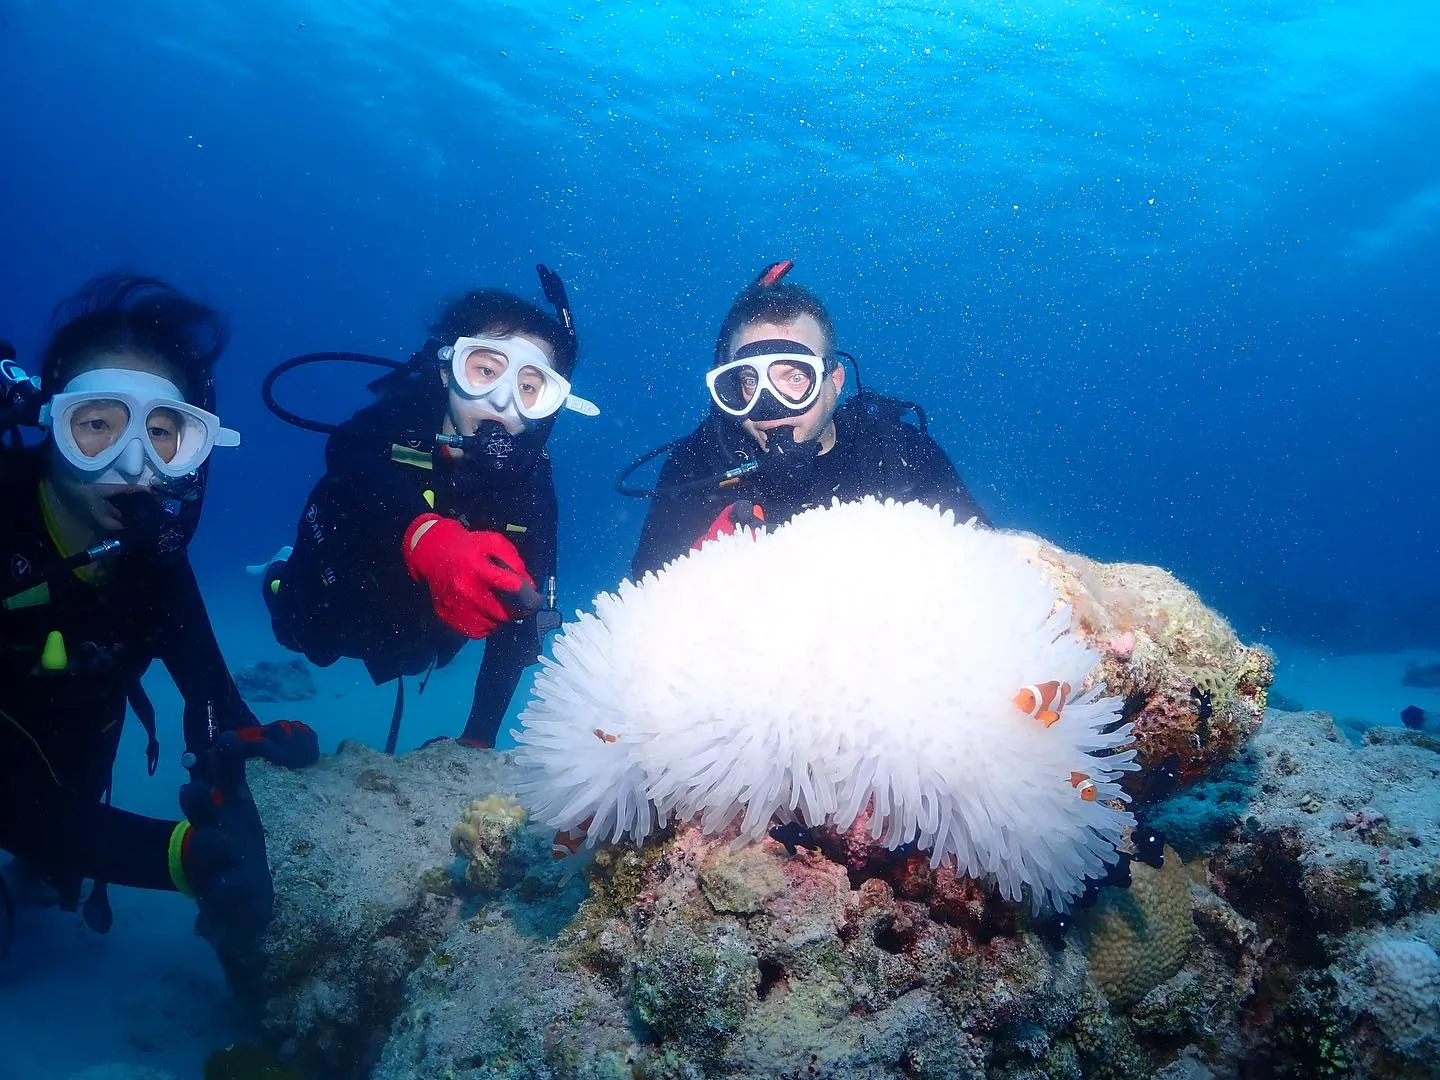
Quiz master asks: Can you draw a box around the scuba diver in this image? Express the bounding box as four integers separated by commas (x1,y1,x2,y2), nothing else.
623,261,991,576
0,274,318,949
261,266,598,750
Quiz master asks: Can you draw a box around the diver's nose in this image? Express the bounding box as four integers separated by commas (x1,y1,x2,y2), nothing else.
114,438,147,481
487,380,515,411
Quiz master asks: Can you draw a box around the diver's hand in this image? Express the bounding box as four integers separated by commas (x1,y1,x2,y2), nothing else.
233,720,319,769
402,514,537,639
176,733,274,940
692,502,766,552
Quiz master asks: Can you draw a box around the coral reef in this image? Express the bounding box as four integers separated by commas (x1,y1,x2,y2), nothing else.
219,537,1294,1079
450,795,529,891
232,658,318,704
1192,708,1440,1078
1343,937,1440,1060
235,739,1274,1079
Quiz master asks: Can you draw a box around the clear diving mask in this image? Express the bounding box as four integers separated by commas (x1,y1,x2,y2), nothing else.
706,339,827,421
39,368,241,486
438,335,599,430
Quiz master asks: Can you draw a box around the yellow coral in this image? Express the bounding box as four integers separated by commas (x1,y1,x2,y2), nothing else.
1082,845,1195,1009
450,795,528,890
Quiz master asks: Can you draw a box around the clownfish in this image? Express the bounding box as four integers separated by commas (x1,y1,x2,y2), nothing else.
551,814,594,860
1070,772,1098,801
593,727,618,744
1013,680,1072,726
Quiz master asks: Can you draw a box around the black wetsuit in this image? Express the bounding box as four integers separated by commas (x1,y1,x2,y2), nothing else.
0,449,255,900
633,395,992,578
267,388,556,746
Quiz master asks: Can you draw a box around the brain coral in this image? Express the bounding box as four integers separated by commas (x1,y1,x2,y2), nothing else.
1082,845,1196,1009
513,498,1138,912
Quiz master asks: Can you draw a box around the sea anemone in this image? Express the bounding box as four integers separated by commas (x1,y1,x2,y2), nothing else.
513,498,1137,911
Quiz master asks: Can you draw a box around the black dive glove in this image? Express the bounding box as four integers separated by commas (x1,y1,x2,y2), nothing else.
174,733,274,940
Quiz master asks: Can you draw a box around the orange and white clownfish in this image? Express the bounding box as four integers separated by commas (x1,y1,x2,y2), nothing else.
551,814,594,860
1070,772,1099,801
1013,680,1072,727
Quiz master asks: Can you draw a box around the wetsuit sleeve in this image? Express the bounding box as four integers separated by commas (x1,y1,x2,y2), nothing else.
630,439,728,580
901,428,993,527
157,557,258,755
0,781,180,892
460,471,556,746
462,618,540,746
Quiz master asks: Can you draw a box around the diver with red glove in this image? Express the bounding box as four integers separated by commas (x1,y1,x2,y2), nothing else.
262,268,598,749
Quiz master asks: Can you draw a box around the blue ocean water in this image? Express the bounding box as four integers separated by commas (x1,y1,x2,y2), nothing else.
0,1,1437,1075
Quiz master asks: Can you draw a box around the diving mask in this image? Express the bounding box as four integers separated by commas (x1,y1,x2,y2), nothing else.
439,335,599,429
40,368,241,485
707,339,826,420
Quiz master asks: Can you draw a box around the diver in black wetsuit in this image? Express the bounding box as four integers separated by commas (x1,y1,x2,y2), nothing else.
628,262,991,578
263,269,598,749
0,274,317,945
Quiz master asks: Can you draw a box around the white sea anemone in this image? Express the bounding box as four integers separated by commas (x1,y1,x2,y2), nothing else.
513,497,1138,911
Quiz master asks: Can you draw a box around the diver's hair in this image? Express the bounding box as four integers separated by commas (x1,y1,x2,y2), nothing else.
713,281,836,370
430,289,578,377
42,273,229,407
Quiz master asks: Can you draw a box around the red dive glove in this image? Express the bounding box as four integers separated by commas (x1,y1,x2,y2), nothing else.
233,720,320,769
692,501,766,552
402,514,538,639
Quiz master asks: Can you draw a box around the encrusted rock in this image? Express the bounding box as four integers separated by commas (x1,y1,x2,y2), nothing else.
219,741,515,1078
1017,538,1273,800
450,794,529,891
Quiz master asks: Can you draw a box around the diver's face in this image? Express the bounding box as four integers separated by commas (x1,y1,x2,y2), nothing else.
441,330,556,436
729,315,844,450
47,350,187,534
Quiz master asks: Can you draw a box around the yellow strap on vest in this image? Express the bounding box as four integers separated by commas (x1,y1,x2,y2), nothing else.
390,444,434,470
37,482,97,582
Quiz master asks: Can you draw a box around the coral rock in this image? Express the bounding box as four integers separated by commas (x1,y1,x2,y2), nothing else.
1342,936,1440,1063
1022,539,1273,800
